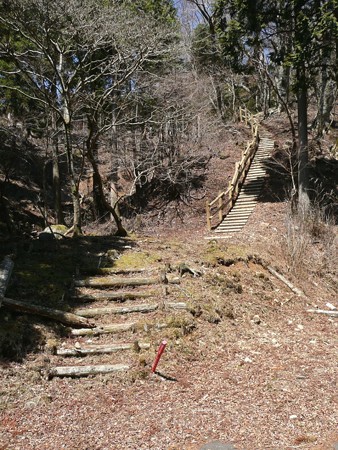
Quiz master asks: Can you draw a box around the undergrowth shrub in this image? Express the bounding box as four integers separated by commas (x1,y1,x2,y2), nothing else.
283,199,336,276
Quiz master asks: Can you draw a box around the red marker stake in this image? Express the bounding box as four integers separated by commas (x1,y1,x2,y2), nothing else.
151,340,167,373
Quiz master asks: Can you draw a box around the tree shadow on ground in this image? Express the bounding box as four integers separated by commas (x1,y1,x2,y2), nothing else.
246,152,338,224
0,234,136,362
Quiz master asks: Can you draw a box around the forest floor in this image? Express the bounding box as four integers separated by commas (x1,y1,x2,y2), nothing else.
0,112,337,450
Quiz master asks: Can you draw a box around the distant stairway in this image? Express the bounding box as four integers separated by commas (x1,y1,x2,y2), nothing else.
215,133,274,234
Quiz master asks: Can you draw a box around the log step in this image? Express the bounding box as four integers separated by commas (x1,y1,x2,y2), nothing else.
70,320,174,336
226,212,252,217
221,219,249,225
80,267,152,276
215,228,243,233
56,342,150,356
73,291,155,302
221,217,250,222
71,322,137,336
74,302,188,317
75,303,159,317
74,276,180,288
48,364,130,378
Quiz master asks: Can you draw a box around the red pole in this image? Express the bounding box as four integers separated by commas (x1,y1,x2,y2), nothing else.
151,340,167,373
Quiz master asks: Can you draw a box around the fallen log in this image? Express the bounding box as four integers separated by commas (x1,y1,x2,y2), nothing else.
71,322,136,336
178,263,202,278
48,363,130,379
73,291,154,302
74,276,180,288
75,303,158,317
56,342,150,356
266,266,304,297
2,297,93,328
307,309,338,317
0,256,14,307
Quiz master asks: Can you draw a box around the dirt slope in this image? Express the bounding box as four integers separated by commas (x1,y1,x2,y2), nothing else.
0,112,337,450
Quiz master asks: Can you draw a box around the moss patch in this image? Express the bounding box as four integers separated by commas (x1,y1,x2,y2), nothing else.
203,241,249,266
113,250,161,270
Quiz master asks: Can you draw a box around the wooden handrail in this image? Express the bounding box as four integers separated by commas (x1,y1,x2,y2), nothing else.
208,187,232,207
206,107,260,231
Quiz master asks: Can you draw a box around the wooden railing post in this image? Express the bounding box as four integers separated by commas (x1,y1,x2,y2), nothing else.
206,200,211,231
218,191,223,222
228,181,233,208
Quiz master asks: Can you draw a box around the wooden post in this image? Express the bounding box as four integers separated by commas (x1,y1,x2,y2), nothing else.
206,200,211,231
218,191,223,222
228,181,233,208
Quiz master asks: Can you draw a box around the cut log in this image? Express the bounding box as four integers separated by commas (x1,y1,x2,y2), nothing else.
166,302,188,310
307,309,338,317
267,266,304,297
70,320,174,336
74,276,180,288
0,256,14,307
71,322,137,336
74,302,188,317
80,267,150,275
73,292,154,302
48,364,130,379
2,297,93,328
56,342,150,356
74,304,158,317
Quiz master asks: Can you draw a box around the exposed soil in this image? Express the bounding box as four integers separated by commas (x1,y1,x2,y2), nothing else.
0,112,337,450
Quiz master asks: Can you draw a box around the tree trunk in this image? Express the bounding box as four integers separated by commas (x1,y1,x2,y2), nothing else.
110,106,121,221
52,137,64,224
86,142,127,236
316,64,336,135
276,64,291,111
51,96,64,224
297,64,310,215
0,256,14,306
65,121,82,235
89,119,106,220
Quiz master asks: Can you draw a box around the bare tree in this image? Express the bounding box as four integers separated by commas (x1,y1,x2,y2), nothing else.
0,0,177,235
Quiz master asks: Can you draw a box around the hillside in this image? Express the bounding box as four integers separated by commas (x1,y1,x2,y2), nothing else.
0,110,337,450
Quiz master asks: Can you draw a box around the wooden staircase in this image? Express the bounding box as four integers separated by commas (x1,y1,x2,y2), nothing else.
47,259,194,379
215,132,274,234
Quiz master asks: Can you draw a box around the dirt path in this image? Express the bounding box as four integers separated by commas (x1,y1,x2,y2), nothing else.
1,221,337,449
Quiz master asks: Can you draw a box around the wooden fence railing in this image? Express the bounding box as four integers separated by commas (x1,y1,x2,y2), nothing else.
206,108,260,231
